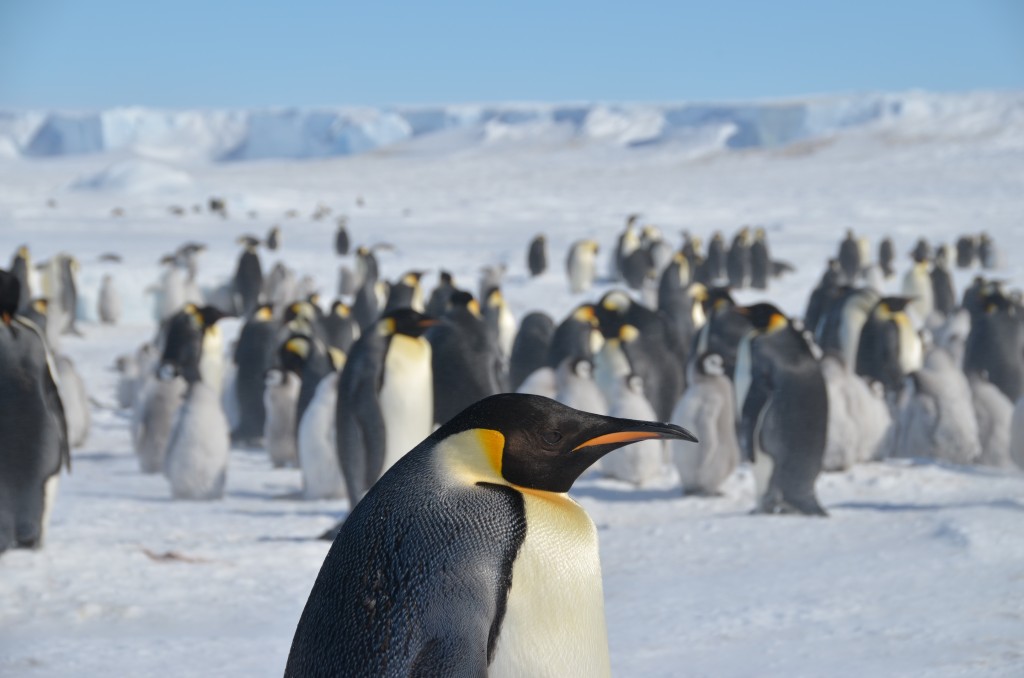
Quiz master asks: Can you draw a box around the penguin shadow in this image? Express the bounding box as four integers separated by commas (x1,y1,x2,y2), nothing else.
830,498,1024,514
72,451,122,463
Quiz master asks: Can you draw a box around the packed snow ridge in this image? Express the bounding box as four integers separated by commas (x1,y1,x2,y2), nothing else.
1,91,1022,162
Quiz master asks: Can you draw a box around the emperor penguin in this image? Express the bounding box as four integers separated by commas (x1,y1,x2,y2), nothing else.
334,219,349,256
97,274,121,325
0,270,69,552
593,290,684,421
10,245,36,311
902,252,935,328
735,303,828,516
164,380,230,500
527,234,547,277
693,287,753,381
895,349,980,464
567,239,600,294
978,232,996,269
131,364,186,474
264,368,301,468
286,393,695,678
749,227,770,290
726,227,752,289
384,270,426,313
279,334,339,434
152,256,187,322
969,373,1015,470
671,353,740,495
838,229,861,283
233,236,263,316
266,225,281,251
804,259,843,336
879,237,895,278
231,304,278,445
930,248,957,318
482,286,516,362
54,354,90,449
599,374,669,486
820,355,891,471
657,256,703,359
298,371,346,500
160,304,229,394
554,357,608,415
955,235,977,269
427,292,503,425
963,290,1024,402
425,270,458,318
509,312,555,392
706,231,727,283
547,303,600,369
612,214,641,281
856,297,923,397
336,309,436,504
322,301,360,354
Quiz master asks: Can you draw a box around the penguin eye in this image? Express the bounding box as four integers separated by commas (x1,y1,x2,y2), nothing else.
541,430,563,446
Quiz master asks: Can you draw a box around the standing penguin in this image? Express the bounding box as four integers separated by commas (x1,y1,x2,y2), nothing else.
231,304,277,446
54,354,89,449
969,373,1015,470
425,271,458,318
336,309,436,504
0,270,69,552
279,334,339,435
749,227,770,290
232,236,263,316
266,226,281,251
10,245,35,311
735,303,828,516
671,353,740,495
955,235,977,269
902,254,935,328
321,300,359,354
286,393,695,677
820,355,891,471
164,380,230,500
527,234,547,277
554,357,608,416
427,293,503,426
978,232,996,269
963,291,1024,403
264,368,301,468
566,239,600,294
482,286,516,363
384,271,426,313
97,274,121,325
509,312,555,392
334,218,350,256
856,297,923,397
838,229,861,284
726,227,752,290
599,375,669,486
705,232,727,283
298,371,346,500
613,214,641,281
930,247,957,318
131,370,187,473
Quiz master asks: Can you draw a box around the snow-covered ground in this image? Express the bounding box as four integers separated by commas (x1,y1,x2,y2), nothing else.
1,91,1023,677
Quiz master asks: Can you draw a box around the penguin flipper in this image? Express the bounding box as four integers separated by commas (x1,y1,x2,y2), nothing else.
739,346,773,463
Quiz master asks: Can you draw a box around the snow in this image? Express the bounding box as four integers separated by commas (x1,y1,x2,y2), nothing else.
69,159,194,194
1,89,1024,676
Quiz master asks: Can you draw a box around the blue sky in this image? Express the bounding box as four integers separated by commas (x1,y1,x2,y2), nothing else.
2,0,1021,108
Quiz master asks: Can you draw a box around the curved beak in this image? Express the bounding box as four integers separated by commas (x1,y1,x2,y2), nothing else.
574,420,697,452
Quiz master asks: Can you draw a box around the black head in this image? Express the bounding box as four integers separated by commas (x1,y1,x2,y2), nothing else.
735,303,788,332
0,269,20,324
704,286,735,313
877,296,913,314
439,271,454,285
197,305,230,327
433,393,697,493
279,334,312,374
380,308,437,338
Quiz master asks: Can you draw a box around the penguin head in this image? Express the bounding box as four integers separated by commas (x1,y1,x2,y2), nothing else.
280,334,312,374
438,270,454,286
253,304,275,322
875,297,914,319
237,235,261,250
448,291,482,318
571,303,598,326
704,286,734,314
0,269,19,325
400,271,425,287
330,301,351,318
699,352,725,376
435,394,696,493
379,308,437,338
735,303,788,334
196,305,230,328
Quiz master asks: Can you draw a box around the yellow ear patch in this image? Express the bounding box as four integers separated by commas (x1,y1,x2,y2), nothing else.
285,337,309,358
255,306,273,321
767,313,788,333
467,299,482,317
475,428,506,476
619,324,640,342
328,347,346,370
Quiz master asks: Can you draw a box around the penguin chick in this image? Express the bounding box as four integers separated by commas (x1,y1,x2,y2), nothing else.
554,357,608,416
264,368,301,468
298,372,346,500
566,239,600,294
671,353,740,495
599,375,668,486
164,381,229,500
131,372,187,474
97,274,121,325
286,393,695,678
55,354,89,449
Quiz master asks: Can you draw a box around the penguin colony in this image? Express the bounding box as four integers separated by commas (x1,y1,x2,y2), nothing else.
4,204,1023,674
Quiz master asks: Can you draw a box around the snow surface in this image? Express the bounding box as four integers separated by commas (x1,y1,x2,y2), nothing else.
1,90,1024,677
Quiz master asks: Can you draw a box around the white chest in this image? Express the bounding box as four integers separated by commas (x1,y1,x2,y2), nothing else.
491,492,611,678
379,335,433,472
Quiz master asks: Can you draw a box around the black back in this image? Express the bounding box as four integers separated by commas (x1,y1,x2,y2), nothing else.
427,300,503,425
231,315,278,442
286,443,527,677
509,312,555,391
527,236,547,276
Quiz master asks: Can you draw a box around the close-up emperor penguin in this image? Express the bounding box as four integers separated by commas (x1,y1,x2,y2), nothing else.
286,393,695,677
